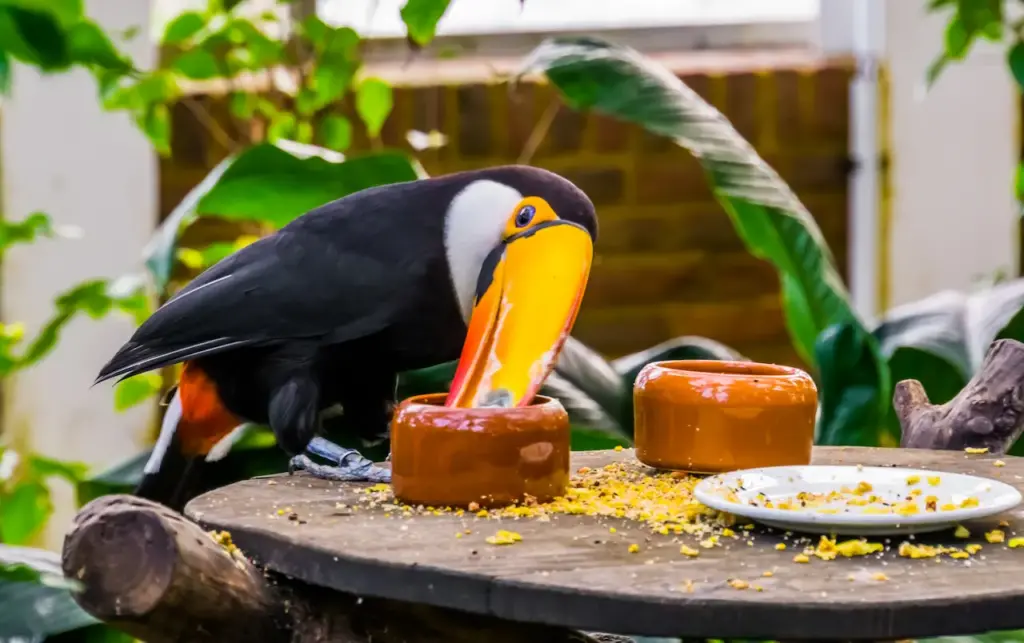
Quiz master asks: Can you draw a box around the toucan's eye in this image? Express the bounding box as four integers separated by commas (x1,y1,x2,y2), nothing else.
515,205,536,228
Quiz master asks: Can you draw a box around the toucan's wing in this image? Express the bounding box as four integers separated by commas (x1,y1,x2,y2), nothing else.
96,205,433,384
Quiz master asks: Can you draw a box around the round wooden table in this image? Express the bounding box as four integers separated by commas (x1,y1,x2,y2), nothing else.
186,447,1024,641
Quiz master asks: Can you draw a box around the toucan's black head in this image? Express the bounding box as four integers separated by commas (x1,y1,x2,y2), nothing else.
430,165,598,409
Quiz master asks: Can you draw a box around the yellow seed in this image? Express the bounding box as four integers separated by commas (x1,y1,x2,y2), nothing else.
762,570,774,577
906,474,921,485
775,543,787,551
728,579,749,590
927,476,941,486
1009,537,1024,548
609,527,617,533
614,445,624,452
966,543,983,554
986,529,1005,543
679,545,699,557
455,532,463,539
628,543,640,553
793,554,810,563
954,525,970,539
965,447,989,454
995,460,1006,467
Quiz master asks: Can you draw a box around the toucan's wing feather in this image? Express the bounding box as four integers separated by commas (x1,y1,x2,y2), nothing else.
97,190,438,384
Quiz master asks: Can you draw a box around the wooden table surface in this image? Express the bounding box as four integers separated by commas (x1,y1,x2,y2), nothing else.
186,447,1024,641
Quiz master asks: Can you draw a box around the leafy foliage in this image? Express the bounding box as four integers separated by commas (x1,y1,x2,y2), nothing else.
520,36,891,446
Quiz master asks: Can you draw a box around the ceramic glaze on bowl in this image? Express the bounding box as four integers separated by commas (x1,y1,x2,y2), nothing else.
633,360,817,473
390,393,570,508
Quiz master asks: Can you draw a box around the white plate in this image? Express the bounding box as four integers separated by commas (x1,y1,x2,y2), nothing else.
693,465,1023,536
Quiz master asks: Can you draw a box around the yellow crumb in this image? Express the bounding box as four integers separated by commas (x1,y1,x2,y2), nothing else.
485,530,522,545
614,445,624,452
960,497,980,509
628,543,640,553
835,539,883,557
966,544,983,554
728,579,749,590
367,483,389,492
927,475,941,486
986,529,1005,543
762,570,774,577
700,536,719,549
872,572,889,581
950,551,969,559
468,502,480,512
609,527,617,533
995,460,1006,467
455,532,463,539
793,554,810,563
679,545,700,557
954,525,970,539
905,474,921,485
721,528,736,538
965,447,989,454
775,543,787,551
1009,537,1024,548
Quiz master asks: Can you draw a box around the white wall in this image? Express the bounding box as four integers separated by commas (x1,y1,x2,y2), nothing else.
0,0,158,548
883,0,1018,308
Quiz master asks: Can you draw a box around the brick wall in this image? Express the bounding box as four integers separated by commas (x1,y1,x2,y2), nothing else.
161,53,854,368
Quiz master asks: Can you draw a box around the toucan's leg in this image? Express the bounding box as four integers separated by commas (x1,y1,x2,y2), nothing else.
285,368,396,483
289,437,391,482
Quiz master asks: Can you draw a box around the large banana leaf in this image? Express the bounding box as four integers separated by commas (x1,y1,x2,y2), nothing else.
519,36,889,446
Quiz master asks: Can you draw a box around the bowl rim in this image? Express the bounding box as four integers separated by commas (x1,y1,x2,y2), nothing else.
395,393,565,415
642,359,809,380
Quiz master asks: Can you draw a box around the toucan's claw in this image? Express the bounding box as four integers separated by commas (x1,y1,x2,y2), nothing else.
288,437,391,482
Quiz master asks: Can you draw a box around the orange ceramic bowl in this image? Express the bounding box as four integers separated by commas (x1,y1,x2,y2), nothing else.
633,360,817,473
390,394,570,508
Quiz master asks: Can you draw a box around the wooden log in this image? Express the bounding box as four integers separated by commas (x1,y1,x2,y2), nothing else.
896,338,1024,453
62,494,619,643
61,494,289,643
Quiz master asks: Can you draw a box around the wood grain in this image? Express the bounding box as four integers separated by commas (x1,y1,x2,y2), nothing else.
186,447,1024,641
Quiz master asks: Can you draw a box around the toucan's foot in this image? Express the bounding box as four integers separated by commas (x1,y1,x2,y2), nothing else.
288,437,391,483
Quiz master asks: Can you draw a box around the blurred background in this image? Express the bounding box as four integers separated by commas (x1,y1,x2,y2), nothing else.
1,0,1023,638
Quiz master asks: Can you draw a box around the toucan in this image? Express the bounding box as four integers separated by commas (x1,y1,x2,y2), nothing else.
95,165,597,510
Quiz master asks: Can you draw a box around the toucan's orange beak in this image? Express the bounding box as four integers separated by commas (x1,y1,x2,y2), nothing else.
445,220,593,408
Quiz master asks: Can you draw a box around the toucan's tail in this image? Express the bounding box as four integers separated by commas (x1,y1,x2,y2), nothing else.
134,388,244,512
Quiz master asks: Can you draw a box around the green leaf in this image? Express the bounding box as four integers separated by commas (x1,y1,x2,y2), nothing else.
355,77,393,138
0,544,105,640
925,631,1024,643
172,48,220,79
520,37,873,373
143,156,235,292
162,10,205,45
0,0,81,27
196,143,424,227
230,91,256,119
140,102,171,156
1017,162,1024,201
0,6,70,70
319,114,352,151
114,372,162,411
0,481,51,544
399,0,452,46
814,322,891,446
0,211,55,254
27,453,87,483
945,15,973,59
925,53,949,88
267,111,297,141
1008,41,1024,91
0,50,10,94
67,19,132,71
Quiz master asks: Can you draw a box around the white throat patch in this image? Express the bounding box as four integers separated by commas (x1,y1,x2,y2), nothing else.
443,180,523,321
